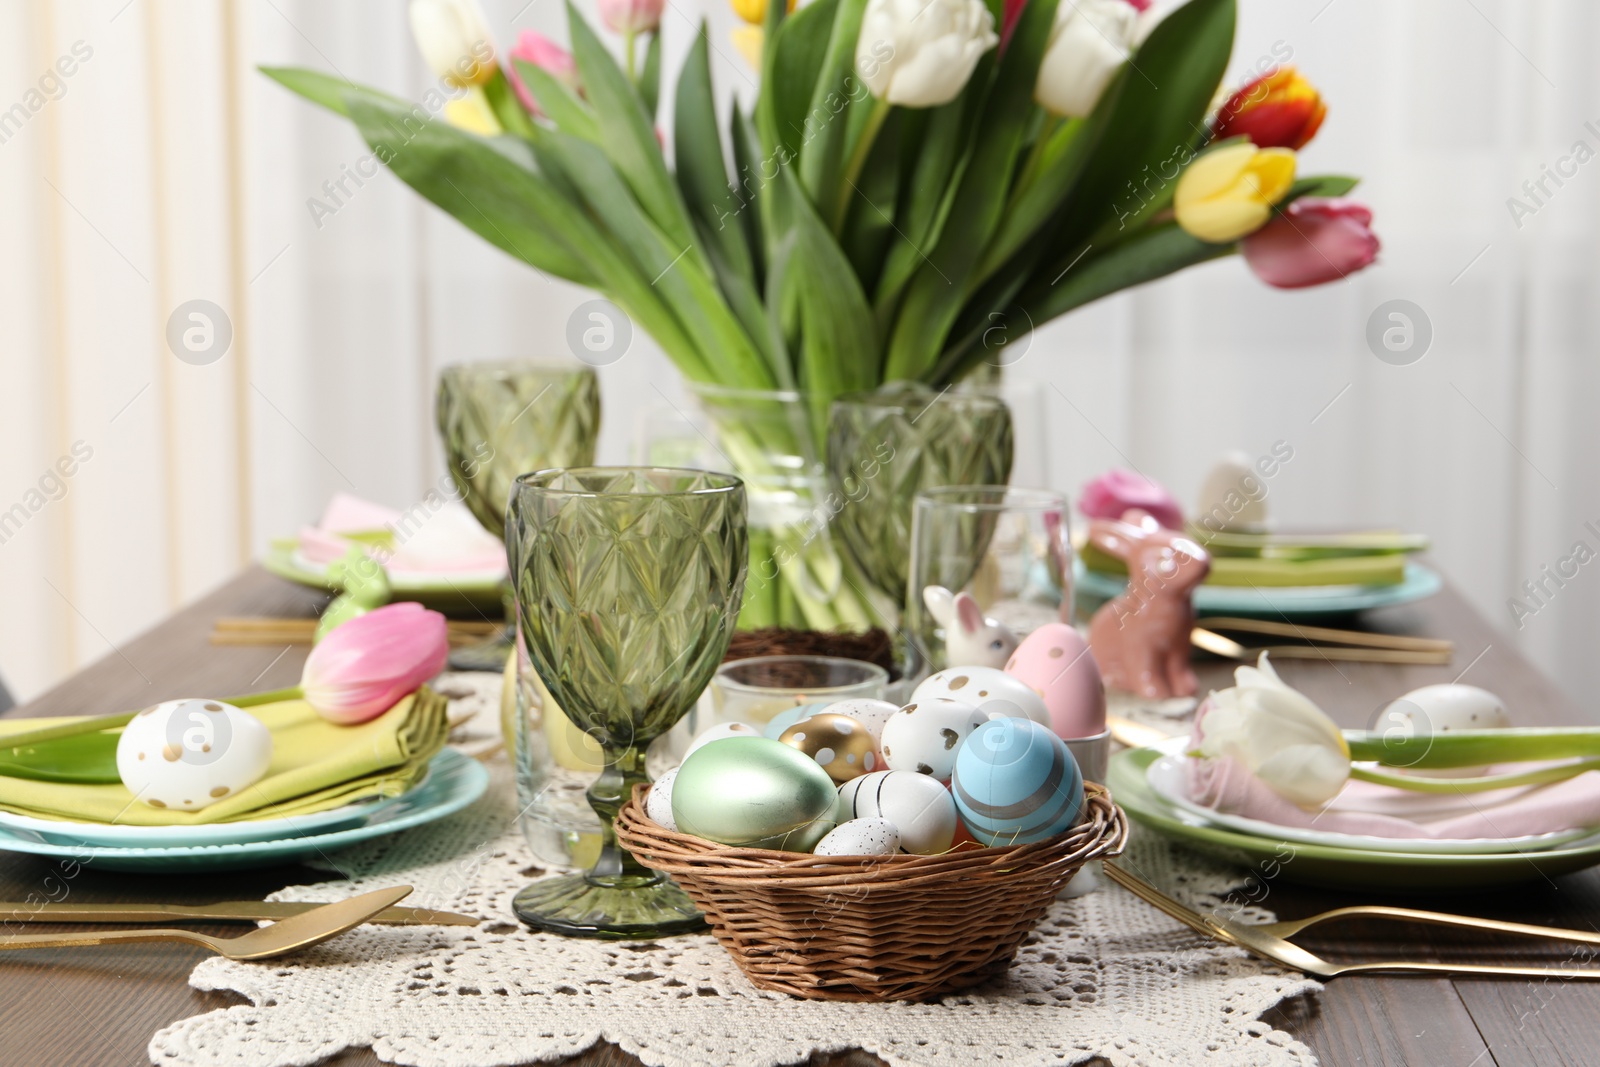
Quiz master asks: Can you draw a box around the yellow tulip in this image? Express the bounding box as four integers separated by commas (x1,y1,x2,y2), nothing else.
1174,143,1296,244
731,25,764,67
443,90,501,136
732,0,795,25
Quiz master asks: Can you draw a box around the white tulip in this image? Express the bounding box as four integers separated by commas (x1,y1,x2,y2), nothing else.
1191,654,1351,808
1034,0,1139,118
409,0,497,88
855,0,998,109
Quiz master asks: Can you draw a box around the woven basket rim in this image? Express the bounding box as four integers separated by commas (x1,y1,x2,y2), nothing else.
616,780,1127,883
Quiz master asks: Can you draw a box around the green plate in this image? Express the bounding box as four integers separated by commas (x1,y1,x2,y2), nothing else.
1109,745,1600,892
262,539,506,615
1076,561,1442,618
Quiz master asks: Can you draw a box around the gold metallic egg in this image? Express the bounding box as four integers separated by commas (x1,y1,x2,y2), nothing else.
778,712,880,783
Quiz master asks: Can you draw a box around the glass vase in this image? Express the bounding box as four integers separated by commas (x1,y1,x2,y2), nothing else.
687,384,883,632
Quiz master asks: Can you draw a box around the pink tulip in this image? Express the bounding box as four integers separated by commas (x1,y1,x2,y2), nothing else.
597,0,662,34
506,30,579,113
301,602,450,725
1242,198,1380,290
1080,469,1184,531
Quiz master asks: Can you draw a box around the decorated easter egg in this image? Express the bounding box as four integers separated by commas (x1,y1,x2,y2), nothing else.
115,699,273,812
672,737,837,851
816,698,899,742
761,702,835,740
778,712,880,783
645,767,679,832
952,718,1083,846
813,817,901,857
1383,684,1511,733
911,668,1050,728
1003,623,1107,740
880,699,988,782
1378,684,1511,779
683,721,763,759
836,770,957,855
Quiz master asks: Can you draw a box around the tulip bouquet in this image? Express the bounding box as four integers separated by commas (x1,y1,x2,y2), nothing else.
265,0,1375,628
271,0,1374,396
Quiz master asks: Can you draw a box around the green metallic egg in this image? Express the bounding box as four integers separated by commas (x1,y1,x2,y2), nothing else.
671,736,838,852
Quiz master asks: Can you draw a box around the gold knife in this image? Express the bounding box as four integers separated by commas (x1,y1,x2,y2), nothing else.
0,900,480,926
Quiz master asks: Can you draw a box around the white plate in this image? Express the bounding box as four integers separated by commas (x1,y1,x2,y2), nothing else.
1144,737,1594,855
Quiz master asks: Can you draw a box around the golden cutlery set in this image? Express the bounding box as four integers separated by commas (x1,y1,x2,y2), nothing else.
1191,616,1454,666
1103,862,1600,980
0,886,479,960
210,617,502,648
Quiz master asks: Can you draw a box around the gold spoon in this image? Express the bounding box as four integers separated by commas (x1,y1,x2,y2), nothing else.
0,885,412,961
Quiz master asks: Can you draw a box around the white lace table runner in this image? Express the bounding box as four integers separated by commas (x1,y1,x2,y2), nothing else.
150,677,1320,1067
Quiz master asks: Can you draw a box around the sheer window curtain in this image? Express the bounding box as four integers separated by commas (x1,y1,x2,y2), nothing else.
1,0,1597,716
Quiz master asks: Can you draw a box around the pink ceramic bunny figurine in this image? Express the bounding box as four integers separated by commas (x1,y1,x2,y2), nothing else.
922,585,1019,669
1087,510,1211,699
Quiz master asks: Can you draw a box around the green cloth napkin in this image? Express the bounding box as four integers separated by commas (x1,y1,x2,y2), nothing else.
0,688,448,826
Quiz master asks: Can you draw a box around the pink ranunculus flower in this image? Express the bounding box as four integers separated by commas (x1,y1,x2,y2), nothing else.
597,0,663,35
302,602,450,725
1242,197,1380,290
506,30,579,113
1079,469,1185,531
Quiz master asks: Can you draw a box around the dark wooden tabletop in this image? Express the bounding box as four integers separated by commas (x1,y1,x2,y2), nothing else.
3,567,1597,1067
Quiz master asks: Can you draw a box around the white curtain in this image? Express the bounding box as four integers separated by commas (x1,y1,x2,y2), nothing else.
2,0,1597,715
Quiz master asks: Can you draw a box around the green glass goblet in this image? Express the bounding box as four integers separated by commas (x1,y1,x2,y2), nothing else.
435,362,600,669
507,467,748,939
826,383,1015,614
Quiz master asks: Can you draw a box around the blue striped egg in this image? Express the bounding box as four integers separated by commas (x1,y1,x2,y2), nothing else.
762,703,835,739
951,718,1083,846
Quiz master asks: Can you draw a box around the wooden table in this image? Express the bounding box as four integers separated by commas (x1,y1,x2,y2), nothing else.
3,567,1598,1067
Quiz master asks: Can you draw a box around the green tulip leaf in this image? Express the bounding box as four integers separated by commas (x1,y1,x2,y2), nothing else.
881,0,1060,381
566,1,701,264
640,31,662,118
512,58,598,142
260,65,359,117
1284,174,1361,203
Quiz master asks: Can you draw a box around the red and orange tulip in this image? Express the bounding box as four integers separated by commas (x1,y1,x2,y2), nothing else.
1213,65,1326,150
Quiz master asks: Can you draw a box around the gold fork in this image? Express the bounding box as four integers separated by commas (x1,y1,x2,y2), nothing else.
1103,862,1600,979
1191,627,1453,666
0,885,412,961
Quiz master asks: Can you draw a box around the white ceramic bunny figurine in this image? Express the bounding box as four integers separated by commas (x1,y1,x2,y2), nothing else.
922,585,1019,669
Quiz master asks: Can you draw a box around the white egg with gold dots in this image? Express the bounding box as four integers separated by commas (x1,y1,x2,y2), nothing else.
115,699,273,812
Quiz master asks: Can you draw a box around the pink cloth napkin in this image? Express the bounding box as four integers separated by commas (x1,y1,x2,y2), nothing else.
297,493,506,577
1185,749,1600,841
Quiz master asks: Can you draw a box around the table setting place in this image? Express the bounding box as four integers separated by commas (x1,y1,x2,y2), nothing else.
5,1,1599,1066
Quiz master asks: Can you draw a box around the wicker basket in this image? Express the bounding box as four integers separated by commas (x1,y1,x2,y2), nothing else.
614,782,1128,1002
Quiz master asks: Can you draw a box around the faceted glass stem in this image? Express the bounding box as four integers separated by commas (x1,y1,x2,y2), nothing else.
512,739,706,940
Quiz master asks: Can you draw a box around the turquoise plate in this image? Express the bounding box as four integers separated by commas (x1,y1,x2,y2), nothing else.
1076,560,1442,619
1109,745,1600,892
0,749,489,872
262,539,507,615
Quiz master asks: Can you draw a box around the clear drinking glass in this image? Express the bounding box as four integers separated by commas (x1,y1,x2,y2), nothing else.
506,467,748,940
904,486,1073,682
435,361,601,669
697,655,890,734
